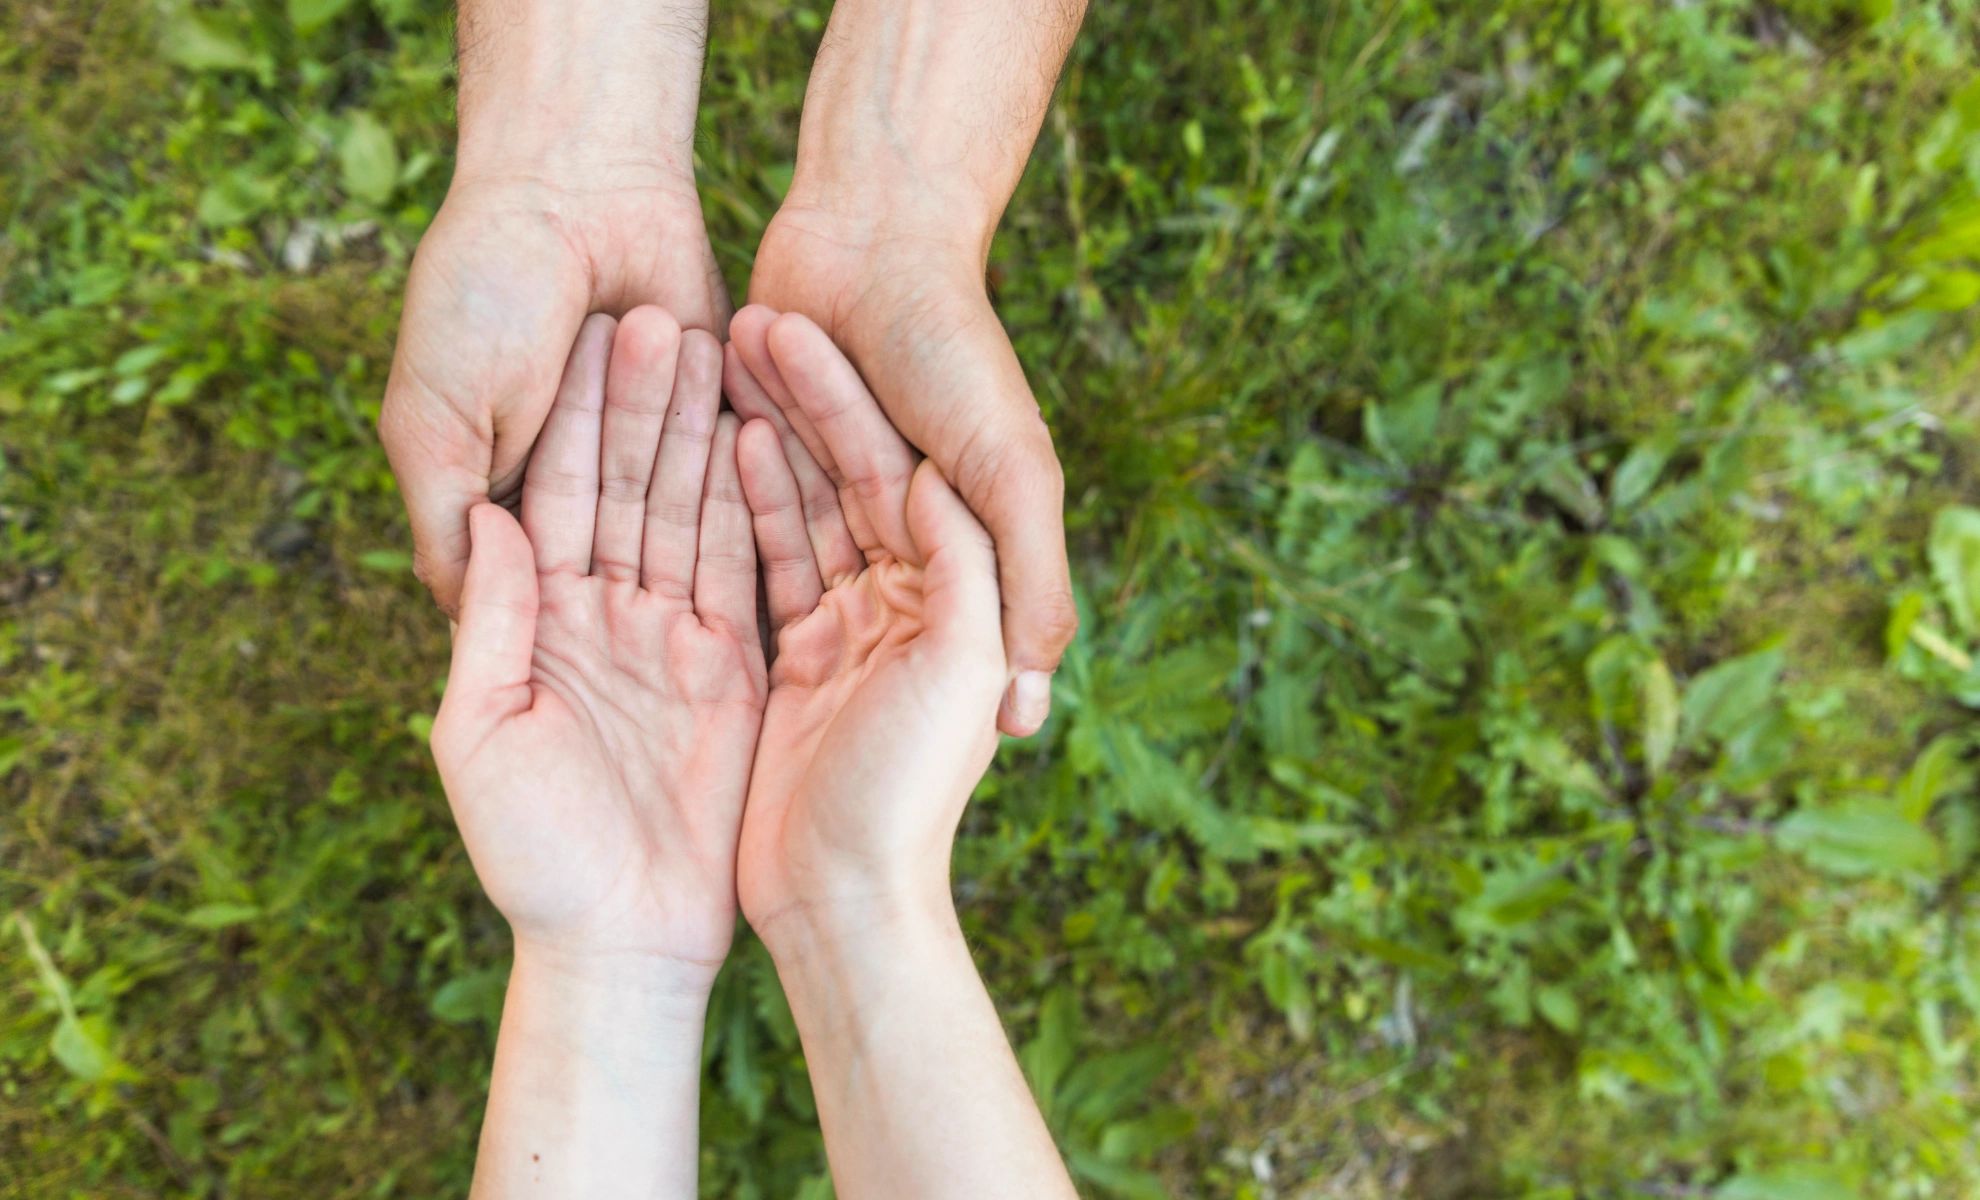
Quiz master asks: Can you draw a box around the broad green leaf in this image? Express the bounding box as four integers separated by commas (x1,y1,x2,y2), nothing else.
720,983,766,1123
51,1014,125,1082
1059,1044,1170,1127
1778,802,1940,877
1834,311,1936,366
16,916,136,1083
1256,943,1315,1037
1460,869,1578,933
1909,206,1980,264
1585,635,1648,723
1020,989,1081,1117
289,0,357,33
339,113,401,207
1364,381,1442,464
1682,645,1783,743
1581,1045,1686,1094
1886,591,1925,661
1716,1166,1859,1200
1347,934,1455,973
1536,456,1606,528
1610,436,1674,511
182,903,261,929
160,11,262,73
431,968,508,1025
1066,1153,1170,1200
1912,268,1980,312
1535,984,1581,1034
197,171,279,228
1897,733,1971,822
1641,658,1679,777
1096,1107,1195,1162
1928,505,1980,635
1718,706,1795,790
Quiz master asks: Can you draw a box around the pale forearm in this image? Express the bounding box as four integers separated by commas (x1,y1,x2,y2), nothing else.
453,0,710,185
790,0,1089,254
471,948,715,1200
762,895,1076,1200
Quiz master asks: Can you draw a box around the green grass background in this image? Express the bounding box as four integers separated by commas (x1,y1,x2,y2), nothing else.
5,0,1980,1196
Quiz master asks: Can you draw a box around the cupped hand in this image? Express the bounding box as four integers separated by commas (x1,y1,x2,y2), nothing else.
380,169,729,616
724,310,1007,937
429,307,762,979
744,217,1075,737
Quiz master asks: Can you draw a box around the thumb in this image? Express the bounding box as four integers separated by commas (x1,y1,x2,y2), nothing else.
906,460,1006,675
377,383,490,618
956,415,1077,738
440,503,539,726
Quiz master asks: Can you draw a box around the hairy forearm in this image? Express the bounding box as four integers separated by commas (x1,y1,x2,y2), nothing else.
761,894,1076,1200
453,0,710,184
790,0,1089,255
471,947,716,1200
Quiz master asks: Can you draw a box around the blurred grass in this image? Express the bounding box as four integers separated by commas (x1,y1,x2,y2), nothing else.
4,1,1980,1197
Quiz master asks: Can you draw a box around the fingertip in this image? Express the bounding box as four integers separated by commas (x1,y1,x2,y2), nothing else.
707,411,745,487
574,312,619,369
736,417,783,480
728,304,778,360
448,500,539,706
677,327,722,385
998,672,1054,738
613,305,683,366
764,309,829,358
466,501,533,586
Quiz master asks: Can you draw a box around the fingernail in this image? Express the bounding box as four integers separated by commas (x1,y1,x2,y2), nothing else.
1010,670,1054,734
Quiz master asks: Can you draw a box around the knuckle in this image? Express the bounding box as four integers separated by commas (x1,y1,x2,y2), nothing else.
597,473,648,504
1029,589,1081,652
649,495,702,530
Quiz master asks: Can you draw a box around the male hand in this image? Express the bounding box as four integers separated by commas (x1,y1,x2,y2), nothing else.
378,0,727,616
743,0,1089,738
430,308,761,980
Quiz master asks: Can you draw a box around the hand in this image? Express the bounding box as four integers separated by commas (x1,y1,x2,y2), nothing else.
742,0,1087,737
379,0,727,615
725,312,1077,1200
429,307,762,981
724,310,1007,939
743,228,1070,739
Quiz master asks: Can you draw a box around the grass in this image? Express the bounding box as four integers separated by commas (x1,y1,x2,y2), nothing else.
4,0,1980,1196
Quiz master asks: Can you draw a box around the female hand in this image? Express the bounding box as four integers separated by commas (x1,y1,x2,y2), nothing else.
725,309,1008,940
430,306,762,982
724,309,1076,1200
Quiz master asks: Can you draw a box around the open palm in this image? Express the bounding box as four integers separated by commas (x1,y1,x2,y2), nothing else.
723,311,1008,936
431,308,763,974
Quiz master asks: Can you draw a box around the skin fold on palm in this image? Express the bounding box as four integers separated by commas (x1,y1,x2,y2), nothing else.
429,305,762,980
723,309,1009,938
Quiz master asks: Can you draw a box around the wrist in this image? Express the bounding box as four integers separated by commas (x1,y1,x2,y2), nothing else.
475,940,712,1196
754,885,961,977
780,0,1082,261
452,0,708,191
508,939,721,1041
777,171,1001,265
